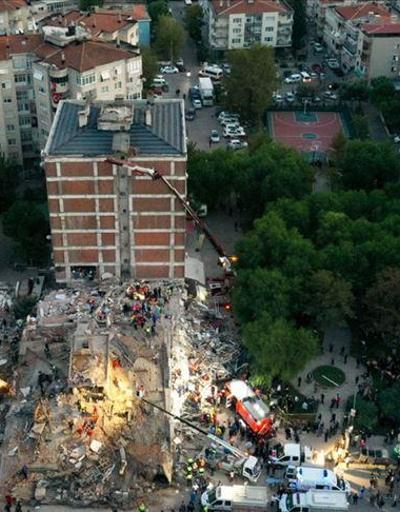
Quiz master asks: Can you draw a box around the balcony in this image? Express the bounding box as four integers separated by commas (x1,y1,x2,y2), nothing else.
343,39,357,55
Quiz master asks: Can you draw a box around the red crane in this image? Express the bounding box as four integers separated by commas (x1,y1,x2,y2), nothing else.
106,157,233,273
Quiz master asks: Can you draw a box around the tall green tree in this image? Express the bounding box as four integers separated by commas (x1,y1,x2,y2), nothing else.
155,15,186,61
147,0,169,24
303,270,354,327
141,47,159,88
3,200,49,264
379,383,400,424
184,4,203,42
286,0,307,50
224,45,277,126
337,140,399,190
243,314,318,382
0,155,21,213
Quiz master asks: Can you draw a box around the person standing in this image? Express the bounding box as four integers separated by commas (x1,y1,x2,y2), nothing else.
320,393,325,404
297,376,302,387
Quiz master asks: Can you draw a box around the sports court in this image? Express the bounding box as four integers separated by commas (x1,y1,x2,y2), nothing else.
267,111,348,159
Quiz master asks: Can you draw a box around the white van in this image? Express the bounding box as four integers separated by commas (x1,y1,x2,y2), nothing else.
201,485,268,512
280,490,349,512
286,466,351,494
300,71,312,83
199,65,224,81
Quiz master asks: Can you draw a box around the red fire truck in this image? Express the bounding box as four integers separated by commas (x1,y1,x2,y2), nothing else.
226,380,274,437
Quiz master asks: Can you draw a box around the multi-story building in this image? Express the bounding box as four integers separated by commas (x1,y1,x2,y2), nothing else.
41,9,139,47
0,29,142,163
356,22,400,79
307,0,356,38
206,0,293,51
0,0,34,35
322,1,400,77
43,99,187,283
30,0,78,23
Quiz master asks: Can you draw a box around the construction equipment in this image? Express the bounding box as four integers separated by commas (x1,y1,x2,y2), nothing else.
140,397,261,482
106,157,233,273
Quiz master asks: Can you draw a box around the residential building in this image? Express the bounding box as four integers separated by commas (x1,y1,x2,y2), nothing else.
0,30,142,164
308,0,355,38
129,4,151,47
0,0,35,35
43,99,187,283
356,22,400,79
322,1,400,77
30,0,78,23
206,0,293,51
41,9,139,47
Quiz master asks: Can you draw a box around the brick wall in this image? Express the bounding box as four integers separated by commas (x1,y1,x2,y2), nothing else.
45,157,187,282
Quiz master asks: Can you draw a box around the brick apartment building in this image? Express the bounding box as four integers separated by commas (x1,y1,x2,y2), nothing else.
43,99,187,283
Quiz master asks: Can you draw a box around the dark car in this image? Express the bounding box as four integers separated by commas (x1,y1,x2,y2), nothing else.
312,63,322,74
333,68,345,77
185,109,196,121
189,86,201,100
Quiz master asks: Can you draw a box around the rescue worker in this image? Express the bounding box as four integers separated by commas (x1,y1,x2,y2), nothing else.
137,503,147,512
186,471,193,486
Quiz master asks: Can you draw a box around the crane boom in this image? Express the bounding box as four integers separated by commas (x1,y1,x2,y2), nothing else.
106,157,232,272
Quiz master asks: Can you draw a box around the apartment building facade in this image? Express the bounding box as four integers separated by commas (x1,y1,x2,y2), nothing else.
307,0,355,38
0,30,142,163
0,0,34,35
43,100,187,283
207,0,293,50
322,1,400,77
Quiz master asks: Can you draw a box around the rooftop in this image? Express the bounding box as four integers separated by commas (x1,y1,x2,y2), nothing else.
130,4,151,21
0,0,27,12
45,10,137,37
45,100,186,157
335,2,391,21
361,22,400,34
212,0,291,16
0,34,43,60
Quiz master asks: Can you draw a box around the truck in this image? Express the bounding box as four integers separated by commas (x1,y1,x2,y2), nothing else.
201,485,269,511
279,490,349,512
199,77,214,106
285,466,351,493
203,435,262,483
269,443,322,468
226,380,274,437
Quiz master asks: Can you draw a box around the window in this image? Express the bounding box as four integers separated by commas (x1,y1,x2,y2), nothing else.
233,28,241,33
233,17,242,23
77,73,96,86
12,55,26,70
41,128,49,136
264,36,273,42
19,116,30,126
20,131,32,142
128,92,140,99
265,26,274,31
231,38,241,44
3,98,12,103
101,85,109,93
7,138,16,145
15,74,26,83
38,85,46,94
100,70,111,81
1,80,11,89
114,81,122,89
6,124,14,131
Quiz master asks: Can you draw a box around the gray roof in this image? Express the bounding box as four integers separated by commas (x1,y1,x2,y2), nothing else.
46,100,185,157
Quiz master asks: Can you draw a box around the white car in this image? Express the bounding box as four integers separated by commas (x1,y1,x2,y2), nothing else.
223,125,246,138
220,118,240,128
394,135,400,144
160,65,179,74
218,111,239,122
285,92,296,103
284,73,301,84
273,94,284,104
323,90,338,100
192,98,202,109
210,130,220,143
228,139,248,150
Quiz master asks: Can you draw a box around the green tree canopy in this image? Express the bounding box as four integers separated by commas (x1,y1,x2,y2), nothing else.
184,4,203,42
155,15,185,61
3,200,49,264
379,383,400,424
141,47,159,88
286,0,307,50
243,314,318,381
224,45,277,126
147,0,169,24
337,140,399,190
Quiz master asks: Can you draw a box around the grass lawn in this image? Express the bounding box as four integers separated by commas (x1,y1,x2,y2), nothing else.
313,365,346,387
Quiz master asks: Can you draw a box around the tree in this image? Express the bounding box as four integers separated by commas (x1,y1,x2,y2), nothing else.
13,296,37,320
330,131,347,162
3,200,49,264
379,383,400,424
155,15,185,61
0,155,21,213
353,396,379,431
141,47,159,88
370,76,396,108
147,0,169,24
286,0,307,50
337,140,399,190
352,115,369,140
184,4,203,42
362,267,400,346
224,45,277,126
303,270,354,327
243,313,318,381
233,268,291,323
340,80,370,103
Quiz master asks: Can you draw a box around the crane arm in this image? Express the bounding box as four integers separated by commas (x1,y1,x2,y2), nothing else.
106,157,232,271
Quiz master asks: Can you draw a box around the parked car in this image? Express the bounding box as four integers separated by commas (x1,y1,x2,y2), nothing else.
210,130,220,143
273,93,284,104
160,65,179,74
323,90,338,100
220,117,240,128
185,109,196,121
285,92,296,103
327,59,340,70
218,111,239,122
176,58,184,67
222,63,231,75
313,42,323,53
189,86,201,100
393,134,400,143
228,139,248,150
311,63,323,74
284,73,301,84
223,125,246,138
192,98,202,109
